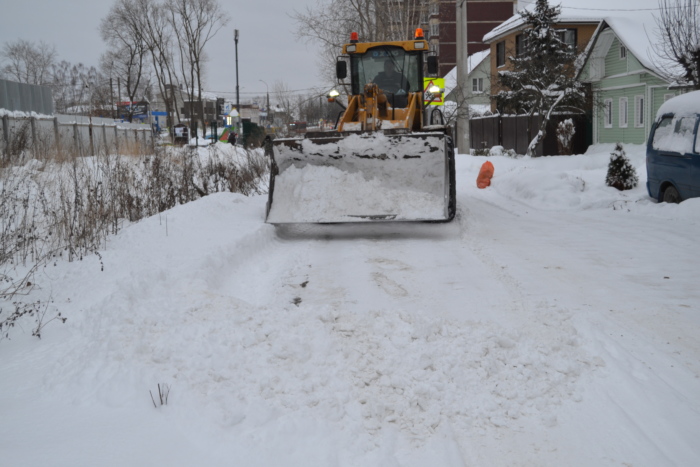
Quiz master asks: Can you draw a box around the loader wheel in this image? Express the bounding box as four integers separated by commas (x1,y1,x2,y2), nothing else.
662,185,681,204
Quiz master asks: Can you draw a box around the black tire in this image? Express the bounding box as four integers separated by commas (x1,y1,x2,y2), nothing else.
662,185,682,204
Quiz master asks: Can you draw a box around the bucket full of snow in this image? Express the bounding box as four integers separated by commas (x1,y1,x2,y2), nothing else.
265,131,456,224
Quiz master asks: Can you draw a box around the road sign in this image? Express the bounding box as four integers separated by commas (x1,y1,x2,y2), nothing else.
423,78,445,106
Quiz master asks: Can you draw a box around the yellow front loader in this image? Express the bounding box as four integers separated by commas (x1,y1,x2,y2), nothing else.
265,29,456,224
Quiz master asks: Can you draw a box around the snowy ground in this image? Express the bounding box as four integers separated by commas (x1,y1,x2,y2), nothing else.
1,143,699,466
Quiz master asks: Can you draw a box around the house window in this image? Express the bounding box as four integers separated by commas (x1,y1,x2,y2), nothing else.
604,99,613,128
516,34,528,57
635,95,645,128
496,41,505,67
620,45,627,59
619,97,628,128
472,78,484,93
430,2,439,15
430,23,439,38
556,29,577,49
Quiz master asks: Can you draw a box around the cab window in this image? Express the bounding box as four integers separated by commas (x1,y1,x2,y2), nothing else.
351,46,422,98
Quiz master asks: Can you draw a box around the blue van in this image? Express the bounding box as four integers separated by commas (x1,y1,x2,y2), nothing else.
646,90,700,203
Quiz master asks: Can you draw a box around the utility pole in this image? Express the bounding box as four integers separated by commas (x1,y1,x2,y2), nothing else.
456,0,470,154
235,29,241,133
260,79,270,126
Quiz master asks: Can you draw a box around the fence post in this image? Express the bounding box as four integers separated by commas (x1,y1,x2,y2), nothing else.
89,121,95,157
102,123,107,155
73,122,79,156
1,114,9,157
30,116,37,153
114,125,119,155
53,117,61,156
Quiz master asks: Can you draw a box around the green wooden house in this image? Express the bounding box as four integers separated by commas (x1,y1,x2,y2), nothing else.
579,16,691,145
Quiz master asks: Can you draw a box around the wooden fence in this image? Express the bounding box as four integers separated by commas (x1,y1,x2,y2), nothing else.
469,113,591,156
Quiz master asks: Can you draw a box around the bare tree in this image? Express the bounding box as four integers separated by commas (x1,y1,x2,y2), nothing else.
273,81,296,134
292,0,429,84
0,39,56,85
165,0,230,134
100,0,151,122
133,0,183,129
651,0,700,89
51,61,102,115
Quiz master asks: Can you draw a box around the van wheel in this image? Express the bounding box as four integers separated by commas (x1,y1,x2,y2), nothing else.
662,185,681,203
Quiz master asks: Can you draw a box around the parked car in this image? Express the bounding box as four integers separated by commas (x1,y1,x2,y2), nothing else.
646,90,700,203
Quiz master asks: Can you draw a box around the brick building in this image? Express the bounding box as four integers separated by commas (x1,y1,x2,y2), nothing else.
429,0,518,77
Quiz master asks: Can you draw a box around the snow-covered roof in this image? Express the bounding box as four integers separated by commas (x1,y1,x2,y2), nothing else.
483,0,675,81
483,0,610,43
443,50,491,97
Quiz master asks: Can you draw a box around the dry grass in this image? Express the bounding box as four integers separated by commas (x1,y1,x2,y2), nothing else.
0,141,269,339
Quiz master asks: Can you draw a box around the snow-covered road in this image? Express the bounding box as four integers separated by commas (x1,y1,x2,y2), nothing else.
1,144,698,466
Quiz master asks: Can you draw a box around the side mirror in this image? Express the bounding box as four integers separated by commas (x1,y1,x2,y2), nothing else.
336,60,347,80
427,56,438,76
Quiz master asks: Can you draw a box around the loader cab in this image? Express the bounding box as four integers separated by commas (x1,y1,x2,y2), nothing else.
346,45,424,109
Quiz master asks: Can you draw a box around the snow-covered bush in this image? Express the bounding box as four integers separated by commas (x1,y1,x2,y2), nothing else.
557,119,576,155
605,143,638,191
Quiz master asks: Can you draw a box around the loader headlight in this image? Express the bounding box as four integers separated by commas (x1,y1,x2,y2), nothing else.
428,85,441,94
328,89,340,98
346,44,356,53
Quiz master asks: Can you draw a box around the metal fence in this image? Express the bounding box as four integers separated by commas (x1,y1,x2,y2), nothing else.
470,113,591,156
0,78,54,115
1,113,155,158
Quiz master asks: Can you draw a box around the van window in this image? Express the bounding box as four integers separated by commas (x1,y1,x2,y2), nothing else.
652,116,698,154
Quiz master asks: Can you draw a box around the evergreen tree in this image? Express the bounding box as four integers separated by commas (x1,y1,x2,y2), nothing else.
606,143,639,191
496,0,588,156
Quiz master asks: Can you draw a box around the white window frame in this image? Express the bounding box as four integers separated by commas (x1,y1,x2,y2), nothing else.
472,78,483,93
430,23,439,38
619,97,628,128
634,95,645,128
620,45,627,59
604,98,613,128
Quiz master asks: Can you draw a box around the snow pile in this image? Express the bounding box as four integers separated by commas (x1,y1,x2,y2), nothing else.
1,142,699,466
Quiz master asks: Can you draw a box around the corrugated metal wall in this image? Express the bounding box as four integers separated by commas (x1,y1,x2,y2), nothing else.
0,79,54,115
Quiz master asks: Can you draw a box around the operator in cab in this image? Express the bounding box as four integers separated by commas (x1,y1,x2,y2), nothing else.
373,59,409,97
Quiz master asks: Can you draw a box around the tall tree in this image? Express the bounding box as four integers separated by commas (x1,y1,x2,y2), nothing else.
51,61,102,114
100,0,151,122
292,0,429,84
166,0,230,134
651,0,700,90
133,0,182,128
496,0,587,156
0,39,56,85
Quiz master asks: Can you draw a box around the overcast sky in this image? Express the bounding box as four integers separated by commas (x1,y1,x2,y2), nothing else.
0,0,328,104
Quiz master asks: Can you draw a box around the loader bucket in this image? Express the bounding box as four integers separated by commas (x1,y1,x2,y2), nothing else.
265,131,456,224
